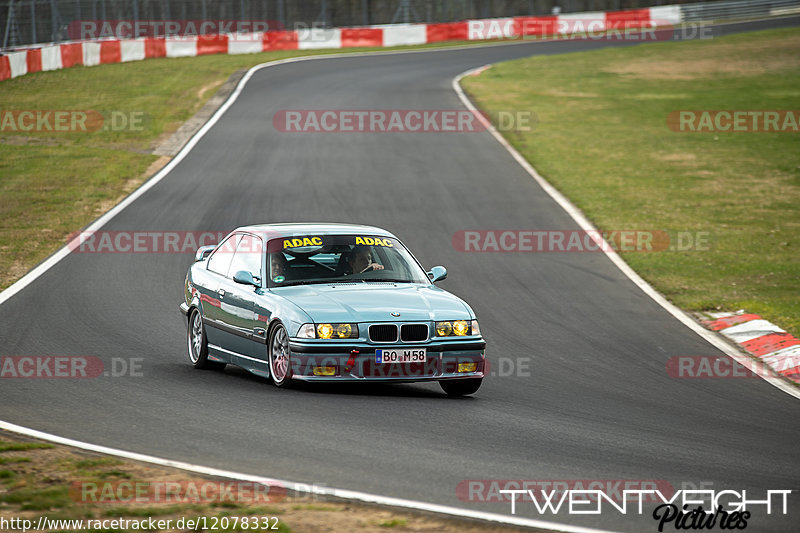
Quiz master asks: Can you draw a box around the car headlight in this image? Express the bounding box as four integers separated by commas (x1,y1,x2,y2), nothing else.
471,319,481,336
318,323,334,339
297,323,359,339
435,320,477,337
453,320,470,336
297,324,316,338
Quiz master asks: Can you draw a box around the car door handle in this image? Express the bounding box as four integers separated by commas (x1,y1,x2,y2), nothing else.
218,289,225,298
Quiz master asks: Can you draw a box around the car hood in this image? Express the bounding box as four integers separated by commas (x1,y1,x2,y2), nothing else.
271,283,471,323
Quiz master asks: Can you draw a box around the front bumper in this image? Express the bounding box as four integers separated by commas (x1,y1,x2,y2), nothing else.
286,339,485,382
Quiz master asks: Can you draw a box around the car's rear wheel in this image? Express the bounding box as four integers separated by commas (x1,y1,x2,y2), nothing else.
187,308,225,370
268,323,293,388
440,378,482,396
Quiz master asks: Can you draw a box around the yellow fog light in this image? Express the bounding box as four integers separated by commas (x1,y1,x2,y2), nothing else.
336,323,352,338
453,320,470,336
317,323,333,339
458,362,478,373
313,366,336,376
436,321,452,336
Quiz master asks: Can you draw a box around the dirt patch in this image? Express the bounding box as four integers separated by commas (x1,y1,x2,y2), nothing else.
0,136,65,147
144,155,172,178
0,259,30,290
539,90,598,98
630,93,690,100
197,80,225,100
605,56,800,80
652,152,697,162
604,33,800,80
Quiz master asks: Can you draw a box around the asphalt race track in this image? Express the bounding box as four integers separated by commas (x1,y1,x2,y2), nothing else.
2,17,800,533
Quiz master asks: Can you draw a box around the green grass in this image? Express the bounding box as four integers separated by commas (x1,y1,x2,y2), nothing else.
0,437,293,531
240,505,284,515
102,504,205,517
290,504,341,511
0,456,31,464
73,458,124,469
0,442,54,452
1,485,72,510
94,470,133,479
380,518,408,527
462,27,800,336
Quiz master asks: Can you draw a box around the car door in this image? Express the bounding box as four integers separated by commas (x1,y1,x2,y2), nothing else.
217,233,265,363
202,233,240,348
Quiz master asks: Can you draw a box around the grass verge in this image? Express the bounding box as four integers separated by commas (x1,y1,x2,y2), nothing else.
462,27,800,336
0,431,528,532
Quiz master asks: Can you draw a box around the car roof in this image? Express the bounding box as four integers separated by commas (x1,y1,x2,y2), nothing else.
233,223,397,241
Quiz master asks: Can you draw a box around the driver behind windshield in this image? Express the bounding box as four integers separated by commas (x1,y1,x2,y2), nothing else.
343,245,384,275
270,252,289,282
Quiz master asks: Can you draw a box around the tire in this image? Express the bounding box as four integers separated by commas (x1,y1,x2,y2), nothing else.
440,378,482,397
187,308,225,370
268,323,293,388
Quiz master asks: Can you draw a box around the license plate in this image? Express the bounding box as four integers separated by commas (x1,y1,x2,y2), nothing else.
375,348,426,364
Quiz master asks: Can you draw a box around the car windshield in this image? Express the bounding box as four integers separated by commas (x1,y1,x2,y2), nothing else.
266,234,430,288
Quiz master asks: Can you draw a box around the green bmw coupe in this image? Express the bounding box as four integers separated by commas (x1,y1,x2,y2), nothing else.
180,223,485,396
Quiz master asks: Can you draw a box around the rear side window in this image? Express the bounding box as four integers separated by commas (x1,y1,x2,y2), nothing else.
207,234,239,277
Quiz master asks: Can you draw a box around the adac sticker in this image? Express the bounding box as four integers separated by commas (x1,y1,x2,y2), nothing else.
283,236,323,249
355,236,393,247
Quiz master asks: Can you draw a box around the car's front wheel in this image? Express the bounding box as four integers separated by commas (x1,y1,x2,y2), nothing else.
268,323,293,388
440,378,482,397
187,308,225,370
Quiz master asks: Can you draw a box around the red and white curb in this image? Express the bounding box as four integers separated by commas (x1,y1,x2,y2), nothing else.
0,5,682,82
702,312,800,384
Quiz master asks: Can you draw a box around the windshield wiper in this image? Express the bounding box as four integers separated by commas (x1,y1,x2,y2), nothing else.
272,280,308,287
275,279,364,287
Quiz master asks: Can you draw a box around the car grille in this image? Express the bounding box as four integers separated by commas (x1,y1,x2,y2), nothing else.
400,324,428,342
369,324,398,342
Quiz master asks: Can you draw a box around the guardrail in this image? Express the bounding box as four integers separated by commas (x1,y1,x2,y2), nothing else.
7,0,579,48
681,0,800,22
10,0,800,49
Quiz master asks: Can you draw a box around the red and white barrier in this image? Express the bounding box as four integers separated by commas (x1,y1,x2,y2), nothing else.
0,6,683,82
379,24,428,47
227,32,264,55
703,312,800,383
120,40,146,62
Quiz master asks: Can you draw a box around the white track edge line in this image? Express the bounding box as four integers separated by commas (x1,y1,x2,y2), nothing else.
452,67,800,401
0,421,616,533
